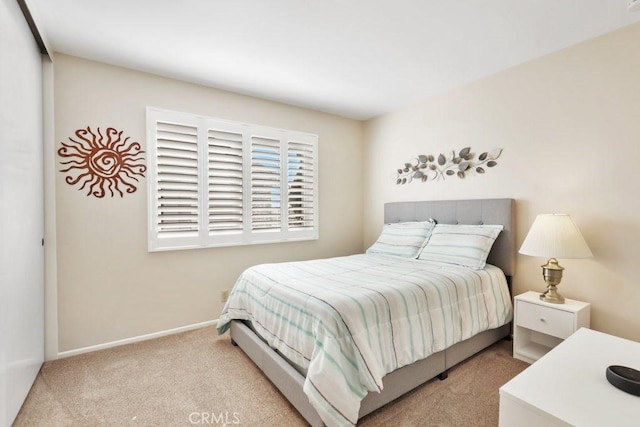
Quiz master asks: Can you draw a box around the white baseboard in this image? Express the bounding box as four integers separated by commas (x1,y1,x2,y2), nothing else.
56,319,219,359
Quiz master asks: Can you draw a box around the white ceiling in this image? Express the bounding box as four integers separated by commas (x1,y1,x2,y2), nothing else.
29,0,640,120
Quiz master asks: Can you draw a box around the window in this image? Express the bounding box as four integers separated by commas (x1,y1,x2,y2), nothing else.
146,107,318,251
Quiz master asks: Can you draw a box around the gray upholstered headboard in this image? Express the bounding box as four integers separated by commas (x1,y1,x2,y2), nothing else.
384,198,515,277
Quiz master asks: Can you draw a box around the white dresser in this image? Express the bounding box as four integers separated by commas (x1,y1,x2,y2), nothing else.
500,328,640,426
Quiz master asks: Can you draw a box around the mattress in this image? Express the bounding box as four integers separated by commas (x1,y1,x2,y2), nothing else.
217,253,512,426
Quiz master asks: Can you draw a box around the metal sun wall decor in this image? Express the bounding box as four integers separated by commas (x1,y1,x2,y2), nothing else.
58,126,146,198
394,147,502,185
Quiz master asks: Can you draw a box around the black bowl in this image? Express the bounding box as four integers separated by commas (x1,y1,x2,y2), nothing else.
606,365,640,396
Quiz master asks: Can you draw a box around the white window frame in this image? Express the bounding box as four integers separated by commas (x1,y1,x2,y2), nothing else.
146,107,319,252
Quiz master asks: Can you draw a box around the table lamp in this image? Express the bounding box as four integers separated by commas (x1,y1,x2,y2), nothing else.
519,214,593,304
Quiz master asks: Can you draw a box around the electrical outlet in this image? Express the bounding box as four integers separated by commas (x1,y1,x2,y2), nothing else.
221,290,230,303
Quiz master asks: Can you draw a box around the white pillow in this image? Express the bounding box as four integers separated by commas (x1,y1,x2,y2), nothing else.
418,224,503,269
367,220,436,258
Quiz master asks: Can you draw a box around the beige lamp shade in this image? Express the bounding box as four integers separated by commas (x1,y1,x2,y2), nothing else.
519,214,593,259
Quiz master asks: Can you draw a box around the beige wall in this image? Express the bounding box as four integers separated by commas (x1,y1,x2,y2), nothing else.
364,23,640,342
54,54,364,352
55,21,640,352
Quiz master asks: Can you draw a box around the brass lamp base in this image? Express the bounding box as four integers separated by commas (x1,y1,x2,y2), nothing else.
539,258,565,304
540,286,565,304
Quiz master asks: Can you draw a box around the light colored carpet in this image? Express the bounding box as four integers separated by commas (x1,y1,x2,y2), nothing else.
14,326,528,426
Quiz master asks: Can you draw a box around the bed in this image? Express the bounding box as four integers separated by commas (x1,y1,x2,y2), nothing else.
217,198,515,426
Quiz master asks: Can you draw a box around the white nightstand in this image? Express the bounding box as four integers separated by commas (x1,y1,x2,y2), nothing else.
513,291,590,363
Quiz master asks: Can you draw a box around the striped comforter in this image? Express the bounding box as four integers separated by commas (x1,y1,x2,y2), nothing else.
217,254,512,426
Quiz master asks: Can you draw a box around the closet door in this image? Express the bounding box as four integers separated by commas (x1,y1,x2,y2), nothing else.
0,0,45,425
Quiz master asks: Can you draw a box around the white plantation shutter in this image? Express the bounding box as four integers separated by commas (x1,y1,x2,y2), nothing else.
153,120,201,241
287,138,316,231
250,135,282,232
147,107,318,251
208,128,244,235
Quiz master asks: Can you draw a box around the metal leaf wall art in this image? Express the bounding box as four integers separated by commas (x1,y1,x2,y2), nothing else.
394,147,502,185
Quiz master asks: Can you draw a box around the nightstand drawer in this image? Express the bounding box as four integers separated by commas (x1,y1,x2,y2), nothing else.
516,300,574,339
